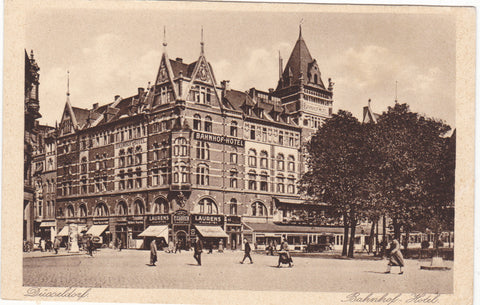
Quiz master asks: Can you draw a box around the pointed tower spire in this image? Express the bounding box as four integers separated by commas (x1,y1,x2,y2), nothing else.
163,26,167,49
299,18,304,40
200,26,205,55
66,70,70,97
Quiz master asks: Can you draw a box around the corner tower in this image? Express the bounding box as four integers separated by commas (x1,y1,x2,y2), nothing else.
275,26,334,139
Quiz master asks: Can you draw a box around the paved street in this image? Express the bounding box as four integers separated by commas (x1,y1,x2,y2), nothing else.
23,249,453,293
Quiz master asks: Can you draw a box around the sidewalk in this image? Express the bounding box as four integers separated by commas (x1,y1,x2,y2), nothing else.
23,248,87,258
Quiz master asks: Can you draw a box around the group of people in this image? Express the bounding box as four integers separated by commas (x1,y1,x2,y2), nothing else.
38,237,62,254
148,237,294,268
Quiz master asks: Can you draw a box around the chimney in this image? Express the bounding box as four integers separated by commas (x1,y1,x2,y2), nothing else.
92,103,99,110
176,57,183,63
221,80,230,91
138,87,145,96
115,95,121,101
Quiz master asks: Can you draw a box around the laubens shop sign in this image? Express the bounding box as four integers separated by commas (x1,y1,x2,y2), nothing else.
192,214,224,226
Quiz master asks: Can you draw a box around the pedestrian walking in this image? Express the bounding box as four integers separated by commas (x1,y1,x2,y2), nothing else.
175,239,181,253
277,240,293,268
385,239,404,274
40,238,46,252
207,241,213,254
117,238,122,252
240,238,253,264
218,239,224,253
53,237,61,254
150,239,158,266
86,237,94,256
193,238,203,265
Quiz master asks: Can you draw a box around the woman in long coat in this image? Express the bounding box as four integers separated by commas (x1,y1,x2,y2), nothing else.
385,239,404,274
150,239,158,266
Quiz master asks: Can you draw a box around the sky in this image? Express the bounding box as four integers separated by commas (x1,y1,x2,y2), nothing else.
26,6,456,129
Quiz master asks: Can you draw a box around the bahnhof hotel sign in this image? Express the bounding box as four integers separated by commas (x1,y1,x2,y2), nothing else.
194,132,244,147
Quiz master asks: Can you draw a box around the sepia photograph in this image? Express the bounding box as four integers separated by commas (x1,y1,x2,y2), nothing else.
2,1,476,304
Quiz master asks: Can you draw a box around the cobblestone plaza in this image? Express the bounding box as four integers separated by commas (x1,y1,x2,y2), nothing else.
23,249,453,293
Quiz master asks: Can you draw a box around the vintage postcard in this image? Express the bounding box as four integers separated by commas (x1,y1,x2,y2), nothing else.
1,0,475,304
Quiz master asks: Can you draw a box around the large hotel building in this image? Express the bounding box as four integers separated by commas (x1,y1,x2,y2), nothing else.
33,28,362,251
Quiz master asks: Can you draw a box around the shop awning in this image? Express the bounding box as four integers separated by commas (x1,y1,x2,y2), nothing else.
40,221,56,227
273,197,329,206
56,226,69,237
86,224,108,236
243,222,344,235
195,225,228,238
138,225,169,240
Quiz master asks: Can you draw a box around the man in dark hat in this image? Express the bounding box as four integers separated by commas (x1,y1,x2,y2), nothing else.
193,238,203,266
240,238,253,264
150,238,158,266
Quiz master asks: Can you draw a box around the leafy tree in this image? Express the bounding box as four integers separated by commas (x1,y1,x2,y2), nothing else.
372,103,452,249
300,110,374,257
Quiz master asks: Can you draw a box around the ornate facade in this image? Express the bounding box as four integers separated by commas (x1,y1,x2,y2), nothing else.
54,28,344,251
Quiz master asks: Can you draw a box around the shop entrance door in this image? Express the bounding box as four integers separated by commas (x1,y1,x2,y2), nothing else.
176,231,187,250
231,233,237,250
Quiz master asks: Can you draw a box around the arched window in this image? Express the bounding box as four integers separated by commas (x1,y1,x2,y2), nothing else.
260,171,269,191
66,205,75,218
251,201,267,216
196,141,210,160
287,175,296,194
230,169,238,188
277,175,285,193
135,146,142,165
81,157,88,173
117,201,127,215
287,155,295,172
127,148,133,165
196,164,209,185
248,149,257,167
248,170,257,190
204,116,213,132
197,198,218,214
173,137,188,156
193,114,201,130
230,152,238,164
230,121,238,137
260,151,268,169
94,203,109,216
277,154,285,171
153,197,169,214
134,200,144,215
79,204,87,217
119,149,126,167
230,198,238,215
